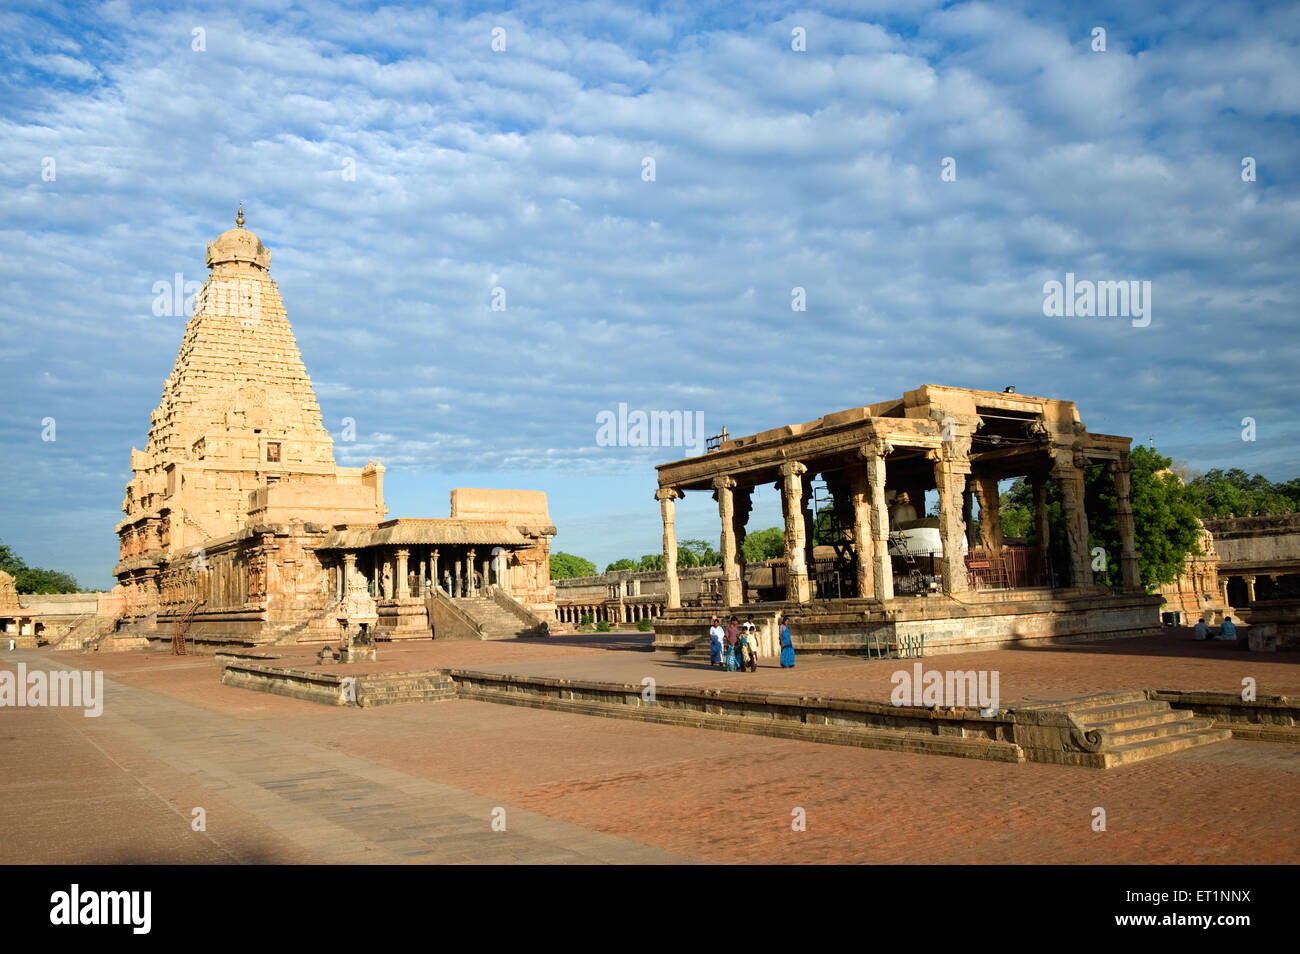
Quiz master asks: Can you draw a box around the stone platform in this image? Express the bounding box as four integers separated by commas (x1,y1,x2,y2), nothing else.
213,630,1297,769
651,589,1162,656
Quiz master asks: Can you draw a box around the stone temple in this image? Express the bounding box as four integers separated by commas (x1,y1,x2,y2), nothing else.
110,211,555,650
648,384,1161,656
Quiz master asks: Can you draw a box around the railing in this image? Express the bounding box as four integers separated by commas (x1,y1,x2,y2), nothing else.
966,546,1051,589
44,613,91,650
426,588,483,641
488,587,548,636
172,599,205,655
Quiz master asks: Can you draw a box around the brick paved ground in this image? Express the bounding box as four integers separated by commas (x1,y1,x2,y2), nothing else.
1,634,1297,864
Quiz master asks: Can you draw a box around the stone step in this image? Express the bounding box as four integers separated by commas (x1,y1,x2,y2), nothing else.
1082,708,1196,734
1104,715,1215,746
1071,700,1169,725
1101,726,1233,767
1051,689,1150,712
357,687,457,707
361,683,456,694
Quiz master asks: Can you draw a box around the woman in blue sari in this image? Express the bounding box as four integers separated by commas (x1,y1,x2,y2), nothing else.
779,615,795,668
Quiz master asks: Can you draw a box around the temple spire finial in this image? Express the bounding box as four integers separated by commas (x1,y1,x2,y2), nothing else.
236,205,244,228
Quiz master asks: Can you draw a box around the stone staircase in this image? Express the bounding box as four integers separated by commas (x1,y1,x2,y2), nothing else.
451,597,543,640
270,600,344,646
43,614,95,651
1054,691,1232,767
681,635,713,661
355,671,457,707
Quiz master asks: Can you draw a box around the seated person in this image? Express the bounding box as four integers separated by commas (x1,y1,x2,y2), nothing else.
1216,616,1238,641
1193,618,1210,640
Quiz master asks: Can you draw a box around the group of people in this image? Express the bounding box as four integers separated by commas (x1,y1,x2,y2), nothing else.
1193,615,1239,644
708,615,796,671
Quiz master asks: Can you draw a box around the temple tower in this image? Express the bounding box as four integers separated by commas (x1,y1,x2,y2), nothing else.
114,210,382,614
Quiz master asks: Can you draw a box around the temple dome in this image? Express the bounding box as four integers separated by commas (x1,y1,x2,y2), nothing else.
206,207,270,270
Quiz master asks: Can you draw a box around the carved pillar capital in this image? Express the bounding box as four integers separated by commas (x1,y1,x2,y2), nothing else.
655,486,684,503
778,460,808,480
711,475,737,494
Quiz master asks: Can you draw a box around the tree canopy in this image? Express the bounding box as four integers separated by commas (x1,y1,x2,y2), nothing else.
549,551,597,579
1182,468,1300,518
1087,445,1203,590
741,526,785,563
0,540,80,594
997,447,1205,591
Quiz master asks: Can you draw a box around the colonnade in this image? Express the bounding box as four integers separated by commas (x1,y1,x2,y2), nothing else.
655,441,1141,610
554,601,664,625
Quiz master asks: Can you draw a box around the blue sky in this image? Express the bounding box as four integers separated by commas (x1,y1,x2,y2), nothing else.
1,0,1297,590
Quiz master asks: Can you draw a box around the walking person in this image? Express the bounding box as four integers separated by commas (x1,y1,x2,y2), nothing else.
779,615,795,669
724,616,741,672
741,621,758,672
708,617,725,668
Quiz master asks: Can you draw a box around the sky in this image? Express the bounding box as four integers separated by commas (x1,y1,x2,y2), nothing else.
0,0,1297,591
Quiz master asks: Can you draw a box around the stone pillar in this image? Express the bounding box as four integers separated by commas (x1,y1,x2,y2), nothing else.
779,461,810,603
454,558,462,597
1031,478,1050,550
418,555,426,595
466,549,476,596
972,475,1004,557
861,446,893,600
1220,578,1230,605
734,485,752,604
431,549,440,594
482,559,490,593
342,551,357,593
962,481,976,546
1110,458,1142,590
932,446,971,595
849,464,874,598
396,548,410,598
656,487,684,610
1052,450,1093,588
802,472,817,593
1244,575,1257,603
713,476,742,607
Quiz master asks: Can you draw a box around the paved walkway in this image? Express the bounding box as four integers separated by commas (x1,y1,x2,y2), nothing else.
0,651,687,864
3,641,1297,864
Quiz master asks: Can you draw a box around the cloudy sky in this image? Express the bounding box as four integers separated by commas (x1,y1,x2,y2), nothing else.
1,0,1297,590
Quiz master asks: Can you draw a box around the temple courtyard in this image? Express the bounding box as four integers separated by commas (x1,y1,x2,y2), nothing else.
2,631,1296,865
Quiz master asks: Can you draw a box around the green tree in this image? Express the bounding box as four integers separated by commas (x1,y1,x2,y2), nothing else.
637,553,665,571
0,541,25,575
1085,445,1202,591
14,568,81,594
741,527,785,562
998,478,1035,540
605,558,636,573
0,539,80,593
549,552,597,579
678,539,720,567
1184,468,1298,518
